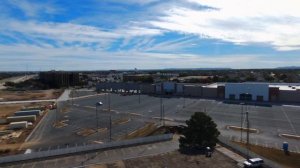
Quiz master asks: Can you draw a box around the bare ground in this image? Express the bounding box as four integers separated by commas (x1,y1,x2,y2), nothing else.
0,89,62,101
0,102,52,118
93,150,238,168
234,141,300,168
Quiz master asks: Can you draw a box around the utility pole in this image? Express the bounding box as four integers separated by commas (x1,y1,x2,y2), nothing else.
246,111,250,160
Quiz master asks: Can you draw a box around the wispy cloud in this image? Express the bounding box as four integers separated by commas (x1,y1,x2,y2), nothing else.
2,44,299,71
0,0,300,70
7,0,61,18
146,0,300,51
0,19,163,50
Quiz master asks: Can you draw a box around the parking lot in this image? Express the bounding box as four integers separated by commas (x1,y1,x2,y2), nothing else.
24,92,300,153
73,93,300,152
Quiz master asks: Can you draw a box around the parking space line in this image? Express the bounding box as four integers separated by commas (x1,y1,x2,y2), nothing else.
281,107,297,134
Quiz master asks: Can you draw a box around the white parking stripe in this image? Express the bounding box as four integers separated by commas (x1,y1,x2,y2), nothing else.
281,107,297,134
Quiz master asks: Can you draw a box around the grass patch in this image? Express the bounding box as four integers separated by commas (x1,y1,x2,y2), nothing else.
234,141,300,168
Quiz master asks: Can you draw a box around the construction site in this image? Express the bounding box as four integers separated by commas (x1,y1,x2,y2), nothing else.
0,102,56,155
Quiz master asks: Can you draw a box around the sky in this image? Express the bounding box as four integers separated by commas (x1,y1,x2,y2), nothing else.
0,0,300,71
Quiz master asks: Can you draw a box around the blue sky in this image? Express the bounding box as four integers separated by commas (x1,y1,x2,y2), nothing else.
0,0,300,71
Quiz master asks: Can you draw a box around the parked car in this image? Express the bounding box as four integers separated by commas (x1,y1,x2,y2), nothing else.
243,158,264,168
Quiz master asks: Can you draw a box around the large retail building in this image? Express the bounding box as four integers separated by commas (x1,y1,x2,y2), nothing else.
97,82,300,103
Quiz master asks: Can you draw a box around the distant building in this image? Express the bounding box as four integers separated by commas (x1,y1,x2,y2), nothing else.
39,71,80,88
123,74,153,83
96,81,300,103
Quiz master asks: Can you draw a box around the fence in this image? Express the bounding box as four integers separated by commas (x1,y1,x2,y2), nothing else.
0,134,173,165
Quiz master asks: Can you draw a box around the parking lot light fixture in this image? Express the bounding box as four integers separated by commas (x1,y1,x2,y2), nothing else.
95,101,103,137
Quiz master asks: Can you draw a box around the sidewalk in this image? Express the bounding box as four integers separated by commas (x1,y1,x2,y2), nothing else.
216,144,246,167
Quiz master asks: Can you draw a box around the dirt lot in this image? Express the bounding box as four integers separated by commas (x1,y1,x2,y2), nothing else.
0,89,62,101
0,102,53,118
234,141,300,168
0,103,51,156
0,104,24,118
91,150,238,168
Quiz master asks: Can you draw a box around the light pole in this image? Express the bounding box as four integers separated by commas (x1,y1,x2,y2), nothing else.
246,111,250,161
138,84,141,104
71,89,74,106
160,95,163,125
55,100,58,125
107,93,112,142
162,104,165,126
240,103,244,142
95,101,103,139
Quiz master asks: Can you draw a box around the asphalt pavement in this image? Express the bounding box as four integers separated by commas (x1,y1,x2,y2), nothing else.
22,92,300,154
73,93,300,153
